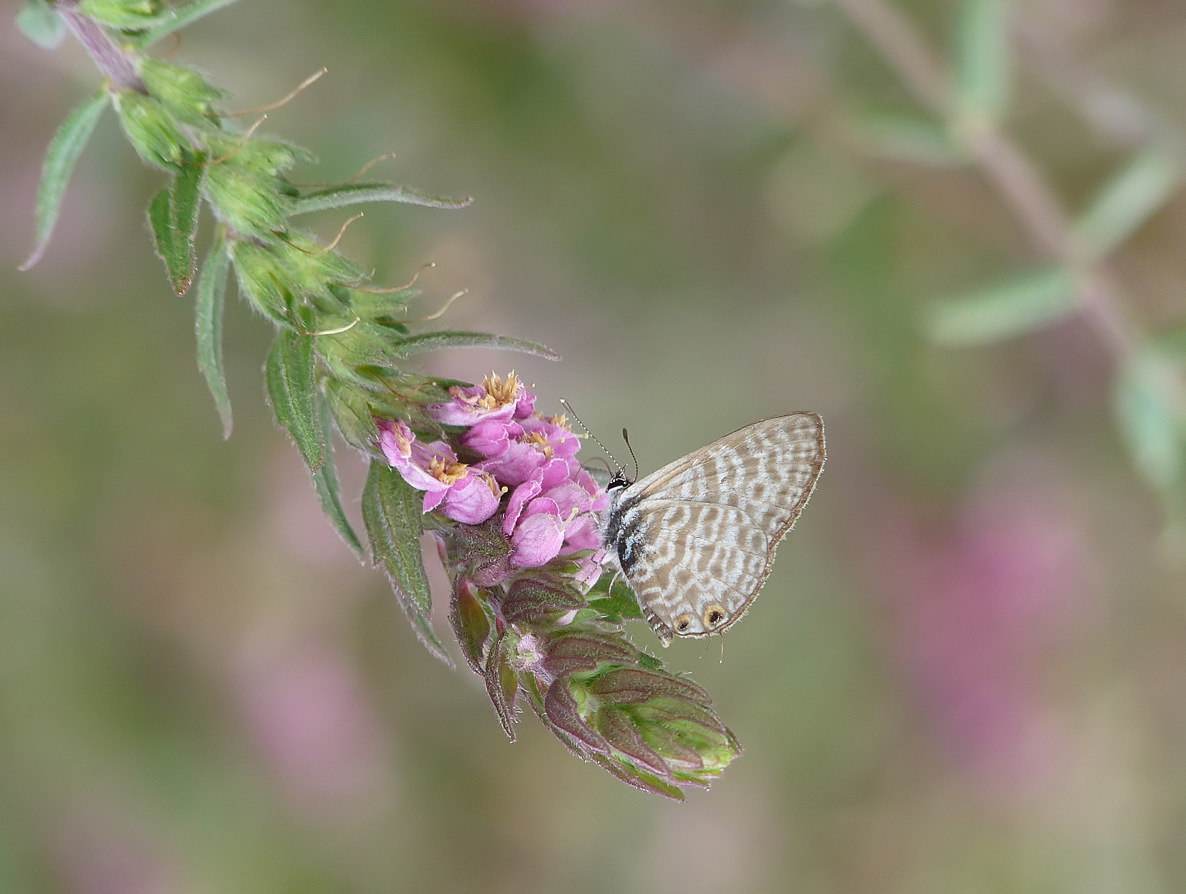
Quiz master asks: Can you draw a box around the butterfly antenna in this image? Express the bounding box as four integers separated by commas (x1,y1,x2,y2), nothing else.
621,428,639,482
559,399,623,475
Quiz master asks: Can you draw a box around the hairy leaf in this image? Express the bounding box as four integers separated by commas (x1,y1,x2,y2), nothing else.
311,398,364,559
194,231,232,437
1076,146,1181,259
1114,349,1182,490
954,0,1009,119
17,0,66,48
389,331,560,361
924,267,1078,346
21,90,108,270
148,162,204,294
265,329,325,471
292,183,472,216
362,461,450,664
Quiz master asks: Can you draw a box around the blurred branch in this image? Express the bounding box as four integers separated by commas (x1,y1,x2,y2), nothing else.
832,0,1142,361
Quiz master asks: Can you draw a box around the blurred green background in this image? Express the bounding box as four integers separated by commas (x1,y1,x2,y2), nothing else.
3,0,1186,891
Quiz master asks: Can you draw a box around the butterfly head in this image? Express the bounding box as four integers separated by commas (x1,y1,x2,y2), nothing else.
607,469,632,494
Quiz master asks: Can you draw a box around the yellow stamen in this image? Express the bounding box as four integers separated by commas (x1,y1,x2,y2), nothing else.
523,431,553,459
429,455,469,485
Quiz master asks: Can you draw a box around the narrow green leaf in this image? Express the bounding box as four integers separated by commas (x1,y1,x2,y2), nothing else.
924,266,1078,346
1075,146,1181,259
855,112,966,167
21,90,108,270
1114,349,1182,490
954,0,1009,119
17,0,66,48
195,232,232,437
135,0,245,48
362,461,451,664
311,399,364,559
292,183,473,216
147,163,204,295
389,331,561,361
265,329,325,471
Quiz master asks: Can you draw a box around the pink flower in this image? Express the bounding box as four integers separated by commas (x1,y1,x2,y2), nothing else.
508,497,569,566
377,419,499,524
429,371,534,426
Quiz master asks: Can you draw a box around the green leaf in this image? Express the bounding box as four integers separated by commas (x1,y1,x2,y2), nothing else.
586,573,644,623
855,112,966,167
17,0,66,48
311,399,364,559
389,331,561,361
954,0,1009,120
1114,349,1183,490
292,183,473,216
194,231,232,437
135,0,245,47
1075,146,1181,259
265,329,325,472
20,90,108,270
362,461,451,664
924,266,1078,346
148,162,204,295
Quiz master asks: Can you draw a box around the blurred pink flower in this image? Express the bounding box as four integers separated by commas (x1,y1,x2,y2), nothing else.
57,809,180,894
869,478,1090,794
237,643,386,811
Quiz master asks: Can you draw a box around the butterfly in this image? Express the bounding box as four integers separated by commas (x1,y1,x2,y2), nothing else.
601,414,825,645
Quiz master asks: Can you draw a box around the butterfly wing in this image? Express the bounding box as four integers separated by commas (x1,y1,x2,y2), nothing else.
611,413,824,644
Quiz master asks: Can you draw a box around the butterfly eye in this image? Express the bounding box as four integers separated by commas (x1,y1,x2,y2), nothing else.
675,616,692,633
704,607,726,627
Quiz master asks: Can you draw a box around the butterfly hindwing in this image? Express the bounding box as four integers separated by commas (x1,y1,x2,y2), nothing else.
605,413,825,644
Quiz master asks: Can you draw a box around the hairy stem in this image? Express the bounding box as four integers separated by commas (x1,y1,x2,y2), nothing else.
55,1,145,93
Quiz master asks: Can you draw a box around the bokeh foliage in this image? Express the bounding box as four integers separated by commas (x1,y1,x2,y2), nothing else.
4,0,1186,891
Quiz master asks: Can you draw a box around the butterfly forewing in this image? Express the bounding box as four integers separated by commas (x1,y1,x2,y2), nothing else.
606,413,825,644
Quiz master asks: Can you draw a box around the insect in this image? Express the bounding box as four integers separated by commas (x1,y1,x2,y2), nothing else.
601,414,825,645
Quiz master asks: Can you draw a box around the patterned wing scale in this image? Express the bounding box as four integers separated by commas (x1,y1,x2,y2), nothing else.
605,413,825,644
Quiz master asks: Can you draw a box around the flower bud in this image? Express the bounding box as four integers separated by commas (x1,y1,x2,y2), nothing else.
114,91,187,169
138,58,225,127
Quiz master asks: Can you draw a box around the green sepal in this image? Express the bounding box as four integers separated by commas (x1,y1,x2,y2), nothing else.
292,183,472,216
1075,145,1181,260
362,460,451,664
17,0,66,49
265,329,325,472
194,230,233,437
349,287,419,320
924,266,1078,346
227,240,299,328
148,160,205,295
311,398,365,559
21,90,108,270
202,138,302,239
388,331,561,361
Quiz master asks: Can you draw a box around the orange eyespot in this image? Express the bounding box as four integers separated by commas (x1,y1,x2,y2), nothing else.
675,616,692,633
704,607,726,627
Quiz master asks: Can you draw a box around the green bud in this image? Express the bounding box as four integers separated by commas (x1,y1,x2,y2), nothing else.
323,378,378,452
204,158,295,238
138,58,226,128
114,91,187,169
78,0,161,29
228,240,297,326
498,575,586,626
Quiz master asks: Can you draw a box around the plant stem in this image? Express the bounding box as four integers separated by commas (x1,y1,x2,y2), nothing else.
55,1,144,93
832,0,1142,361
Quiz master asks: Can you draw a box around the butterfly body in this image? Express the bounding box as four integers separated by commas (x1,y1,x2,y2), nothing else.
602,413,825,645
